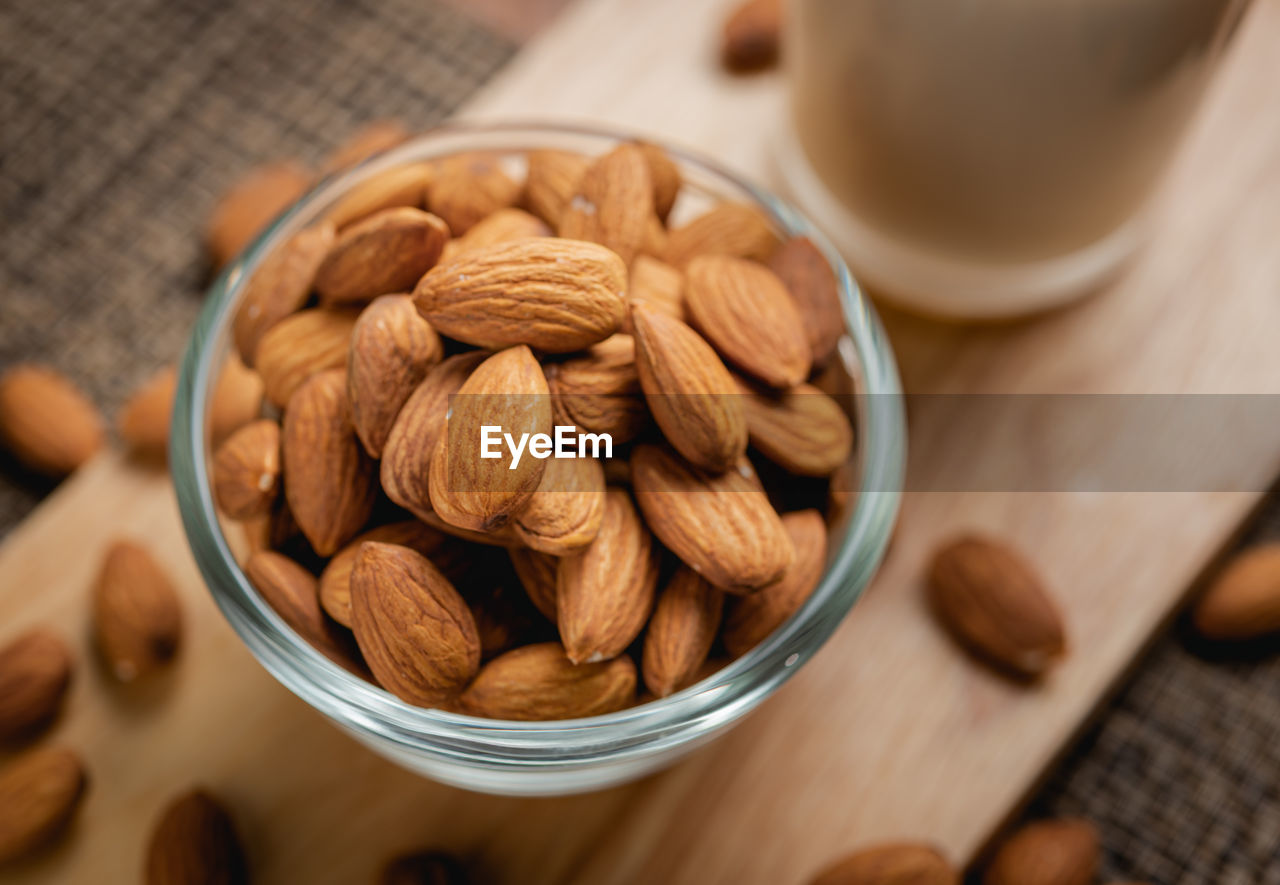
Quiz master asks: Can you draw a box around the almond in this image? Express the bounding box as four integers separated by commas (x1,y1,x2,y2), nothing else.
414,238,627,353
428,346,551,533
378,851,468,885
664,202,779,267
206,160,313,267
440,207,551,262
426,153,520,235
210,354,265,444
319,521,449,628
458,642,635,720
322,119,411,174
244,550,363,673
634,141,681,222
627,255,685,327
522,149,589,227
559,143,654,265
212,419,281,519
927,535,1066,679
233,222,336,364
630,299,747,473
91,540,182,682
509,548,559,623
722,0,783,73
315,207,448,305
983,819,1098,885
324,162,435,230
546,333,649,443
0,628,73,742
145,788,249,885
0,746,88,864
350,542,481,706
282,369,375,556
380,351,486,520
256,307,359,407
632,445,793,593
685,254,811,388
415,505,522,548
736,377,854,476
513,454,607,555
117,364,177,461
347,294,444,457
557,489,658,663
0,364,105,476
642,567,723,697
769,236,845,367
811,842,957,885
1192,544,1280,640
723,509,826,655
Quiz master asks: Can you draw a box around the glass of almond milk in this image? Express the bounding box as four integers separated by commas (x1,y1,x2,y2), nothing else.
778,0,1252,318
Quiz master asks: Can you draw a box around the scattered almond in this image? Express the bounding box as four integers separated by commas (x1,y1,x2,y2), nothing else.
212,419,281,520
769,236,845,367
983,818,1099,885
0,628,73,742
810,842,957,885
459,642,636,720
118,364,177,461
92,540,182,682
722,0,783,73
724,509,826,656
256,307,359,407
0,746,88,865
0,364,105,476
927,535,1066,679
315,207,448,305
1192,544,1280,640
206,161,313,267
145,788,248,885
233,222,336,364
642,567,723,697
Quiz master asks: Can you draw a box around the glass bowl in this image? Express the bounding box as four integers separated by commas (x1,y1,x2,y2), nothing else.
171,122,905,796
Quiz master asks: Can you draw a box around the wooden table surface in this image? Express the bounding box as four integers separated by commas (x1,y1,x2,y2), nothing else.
4,0,1280,882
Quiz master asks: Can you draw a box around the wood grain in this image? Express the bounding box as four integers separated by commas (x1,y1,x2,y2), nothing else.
4,0,1280,882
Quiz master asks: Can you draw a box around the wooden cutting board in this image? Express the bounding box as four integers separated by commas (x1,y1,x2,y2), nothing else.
5,0,1280,882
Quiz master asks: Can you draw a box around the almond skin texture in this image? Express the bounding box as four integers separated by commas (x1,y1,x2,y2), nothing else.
319,521,449,628
724,509,827,656
244,550,365,675
145,788,249,885
212,419,281,519
428,346,551,533
92,540,182,682
559,143,655,265
347,294,444,458
513,454,607,555
509,548,560,623
630,300,747,473
426,153,520,236
634,141,681,222
927,535,1067,679
1192,544,1280,640
315,207,449,305
685,254,811,388
736,377,854,476
627,255,685,326
441,206,551,262
233,222,336,364
459,642,636,721
557,489,659,664
206,160,312,267
282,369,376,556
324,163,434,230
256,307,359,407
811,842,957,885
380,351,486,520
0,628,73,742
415,238,627,353
523,149,590,227
642,567,724,697
350,542,481,706
0,746,88,864
665,202,779,267
722,0,783,73
983,819,1099,885
322,118,410,174
769,236,845,367
547,333,650,443
0,365,105,476
210,355,265,444
631,445,793,593
117,364,177,461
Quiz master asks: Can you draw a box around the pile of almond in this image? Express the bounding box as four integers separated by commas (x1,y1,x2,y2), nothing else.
212,137,854,720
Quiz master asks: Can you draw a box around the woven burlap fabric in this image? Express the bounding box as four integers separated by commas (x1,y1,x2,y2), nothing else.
0,0,513,532
2,2,1279,882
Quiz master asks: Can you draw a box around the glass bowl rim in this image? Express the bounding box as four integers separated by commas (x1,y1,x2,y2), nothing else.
171,119,905,764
